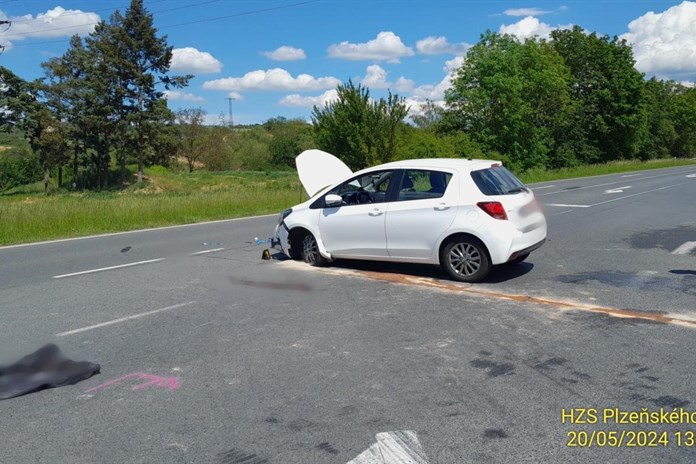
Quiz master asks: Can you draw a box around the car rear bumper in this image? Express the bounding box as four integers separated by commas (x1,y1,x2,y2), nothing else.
507,238,545,262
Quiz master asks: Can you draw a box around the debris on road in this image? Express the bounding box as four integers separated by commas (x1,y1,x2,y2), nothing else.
0,344,100,400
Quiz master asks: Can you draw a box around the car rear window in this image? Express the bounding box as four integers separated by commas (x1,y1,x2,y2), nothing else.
470,166,528,196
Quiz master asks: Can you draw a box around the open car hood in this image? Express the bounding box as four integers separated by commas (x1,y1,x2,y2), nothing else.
296,149,353,197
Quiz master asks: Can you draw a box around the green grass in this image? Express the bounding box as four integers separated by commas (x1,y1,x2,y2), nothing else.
1,158,694,246
517,158,695,184
0,169,304,246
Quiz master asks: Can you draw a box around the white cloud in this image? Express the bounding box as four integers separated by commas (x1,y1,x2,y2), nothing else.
504,7,552,17
358,65,414,92
0,7,99,49
227,91,243,100
499,16,571,40
261,45,306,61
444,56,465,74
327,31,414,62
361,64,390,88
202,68,341,92
395,76,414,92
620,1,696,79
416,36,471,55
279,89,339,108
163,90,205,103
170,47,222,74
409,55,464,105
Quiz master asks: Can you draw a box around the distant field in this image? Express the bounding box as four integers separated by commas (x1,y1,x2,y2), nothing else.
0,158,694,246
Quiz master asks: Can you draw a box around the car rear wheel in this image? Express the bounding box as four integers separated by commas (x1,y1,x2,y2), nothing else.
440,237,491,283
301,233,327,267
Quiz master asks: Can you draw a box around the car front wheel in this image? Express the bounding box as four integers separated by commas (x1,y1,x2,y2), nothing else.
301,233,327,267
440,237,491,283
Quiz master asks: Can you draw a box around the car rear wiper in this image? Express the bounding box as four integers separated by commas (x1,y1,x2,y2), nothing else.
505,187,529,194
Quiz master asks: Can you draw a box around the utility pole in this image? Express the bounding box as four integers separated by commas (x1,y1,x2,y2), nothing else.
226,97,233,128
0,21,11,55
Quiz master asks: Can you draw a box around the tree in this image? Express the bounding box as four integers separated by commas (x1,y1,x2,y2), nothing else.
550,26,648,163
104,0,190,183
266,118,314,168
446,32,573,171
0,67,37,131
312,81,409,170
175,107,206,172
411,100,444,130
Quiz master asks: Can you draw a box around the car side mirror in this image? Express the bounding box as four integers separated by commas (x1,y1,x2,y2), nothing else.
325,194,343,207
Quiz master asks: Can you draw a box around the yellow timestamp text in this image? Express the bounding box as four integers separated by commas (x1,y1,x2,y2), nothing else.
566,430,696,448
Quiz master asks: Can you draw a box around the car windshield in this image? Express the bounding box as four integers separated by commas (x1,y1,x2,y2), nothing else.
470,166,528,196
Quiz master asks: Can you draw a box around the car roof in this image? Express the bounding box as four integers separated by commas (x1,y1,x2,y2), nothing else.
359,158,502,173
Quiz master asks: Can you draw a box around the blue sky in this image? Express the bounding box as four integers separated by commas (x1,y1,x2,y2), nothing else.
1,0,694,125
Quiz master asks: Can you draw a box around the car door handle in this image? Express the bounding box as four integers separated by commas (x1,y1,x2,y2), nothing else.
368,209,384,216
434,203,450,211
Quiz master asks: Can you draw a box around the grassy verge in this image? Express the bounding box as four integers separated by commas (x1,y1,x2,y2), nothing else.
0,159,694,246
518,158,695,184
0,169,303,246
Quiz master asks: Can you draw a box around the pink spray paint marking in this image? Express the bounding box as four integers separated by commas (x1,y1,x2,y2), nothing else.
85,372,179,394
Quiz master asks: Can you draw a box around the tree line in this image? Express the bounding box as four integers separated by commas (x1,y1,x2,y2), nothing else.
0,4,694,193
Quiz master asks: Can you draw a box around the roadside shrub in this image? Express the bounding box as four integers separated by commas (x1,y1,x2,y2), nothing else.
0,146,42,192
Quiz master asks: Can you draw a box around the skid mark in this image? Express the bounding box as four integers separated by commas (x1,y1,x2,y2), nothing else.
283,262,696,328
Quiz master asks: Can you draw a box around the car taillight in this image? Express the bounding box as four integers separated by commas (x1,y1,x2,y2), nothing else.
477,202,508,220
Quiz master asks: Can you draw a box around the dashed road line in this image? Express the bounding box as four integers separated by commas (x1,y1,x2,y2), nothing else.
56,301,196,336
190,247,225,255
53,258,166,279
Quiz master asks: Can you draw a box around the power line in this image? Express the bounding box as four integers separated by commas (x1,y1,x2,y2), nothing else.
7,0,320,49
1,0,221,37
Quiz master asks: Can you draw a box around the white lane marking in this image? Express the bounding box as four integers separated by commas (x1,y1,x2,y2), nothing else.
55,301,196,336
688,174,696,178
531,184,556,189
672,242,696,255
552,209,573,216
537,167,696,196
526,164,696,187
604,186,632,194
190,248,225,256
0,214,276,251
348,431,429,464
53,258,165,279
621,174,642,178
545,203,591,208
589,180,695,207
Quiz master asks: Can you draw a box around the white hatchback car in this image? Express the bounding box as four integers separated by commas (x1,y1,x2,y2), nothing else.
273,149,547,282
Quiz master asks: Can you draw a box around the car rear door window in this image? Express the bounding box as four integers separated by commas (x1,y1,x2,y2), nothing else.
470,166,528,196
396,170,452,201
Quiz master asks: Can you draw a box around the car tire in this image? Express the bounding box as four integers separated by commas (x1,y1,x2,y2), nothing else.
440,236,491,283
506,253,529,265
301,232,327,267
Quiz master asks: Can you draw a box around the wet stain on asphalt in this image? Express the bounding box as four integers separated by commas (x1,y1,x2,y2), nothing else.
229,276,313,292
218,449,269,464
470,359,515,377
120,246,131,253
534,357,568,371
652,396,690,408
483,429,508,439
315,442,339,455
557,271,696,295
627,225,696,251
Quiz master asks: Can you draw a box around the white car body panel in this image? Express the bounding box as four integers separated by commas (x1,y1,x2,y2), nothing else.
295,149,352,197
320,204,388,258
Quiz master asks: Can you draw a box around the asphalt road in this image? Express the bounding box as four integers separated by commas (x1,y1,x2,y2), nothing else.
1,164,695,464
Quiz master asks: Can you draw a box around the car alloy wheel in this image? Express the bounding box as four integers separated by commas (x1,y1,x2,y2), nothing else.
441,237,491,283
301,233,326,267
